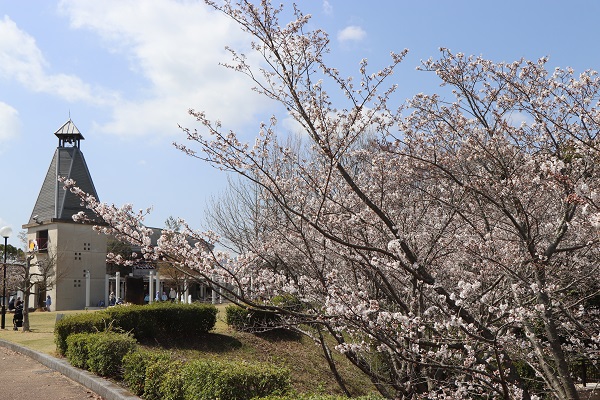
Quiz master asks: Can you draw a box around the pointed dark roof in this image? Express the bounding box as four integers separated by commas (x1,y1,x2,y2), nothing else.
28,120,100,225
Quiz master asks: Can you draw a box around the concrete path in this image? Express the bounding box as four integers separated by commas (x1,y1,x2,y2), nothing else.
0,340,140,400
0,345,102,399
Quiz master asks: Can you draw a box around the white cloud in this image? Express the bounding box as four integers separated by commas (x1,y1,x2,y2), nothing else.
506,111,534,128
58,0,271,138
280,106,390,140
337,25,366,43
322,0,333,15
0,15,117,105
281,114,306,136
0,102,20,144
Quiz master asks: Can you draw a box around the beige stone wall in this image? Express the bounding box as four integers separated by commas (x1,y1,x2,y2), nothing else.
27,221,107,311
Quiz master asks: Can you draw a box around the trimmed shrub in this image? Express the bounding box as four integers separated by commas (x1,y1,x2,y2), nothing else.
182,359,291,400
225,305,282,333
225,305,248,329
104,305,153,338
65,333,91,369
86,331,137,378
161,302,218,336
226,295,304,333
104,302,218,342
124,350,286,400
123,350,289,400
55,312,108,355
65,331,137,378
270,294,305,312
123,349,170,396
122,350,150,396
160,366,186,400
144,359,175,400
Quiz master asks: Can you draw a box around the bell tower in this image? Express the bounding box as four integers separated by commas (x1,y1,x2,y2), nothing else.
28,119,100,224
55,118,84,148
23,119,107,311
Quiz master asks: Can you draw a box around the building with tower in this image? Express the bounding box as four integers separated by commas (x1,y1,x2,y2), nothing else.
21,119,218,311
22,119,108,311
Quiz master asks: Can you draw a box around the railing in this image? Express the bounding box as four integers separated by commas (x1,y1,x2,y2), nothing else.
36,237,48,252
573,357,600,387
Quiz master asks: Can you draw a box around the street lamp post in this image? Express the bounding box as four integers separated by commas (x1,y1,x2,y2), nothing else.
0,226,13,330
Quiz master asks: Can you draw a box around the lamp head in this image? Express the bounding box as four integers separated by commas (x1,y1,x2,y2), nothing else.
0,226,12,239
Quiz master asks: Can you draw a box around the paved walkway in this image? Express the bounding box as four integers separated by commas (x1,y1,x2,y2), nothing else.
0,345,102,399
0,340,140,400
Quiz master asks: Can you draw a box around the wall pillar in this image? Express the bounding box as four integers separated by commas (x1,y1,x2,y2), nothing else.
149,271,154,304
184,279,189,304
211,275,217,305
115,272,121,299
84,270,91,308
155,271,160,300
104,274,109,306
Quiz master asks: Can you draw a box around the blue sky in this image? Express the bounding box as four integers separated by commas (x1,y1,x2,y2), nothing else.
1,0,599,248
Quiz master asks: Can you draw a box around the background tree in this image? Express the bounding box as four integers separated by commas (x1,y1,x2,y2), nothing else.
204,133,305,256
106,238,134,276
158,216,192,298
205,176,265,255
0,243,24,260
164,215,182,233
7,253,58,331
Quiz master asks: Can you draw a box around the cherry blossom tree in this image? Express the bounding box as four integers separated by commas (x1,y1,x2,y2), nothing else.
62,1,600,398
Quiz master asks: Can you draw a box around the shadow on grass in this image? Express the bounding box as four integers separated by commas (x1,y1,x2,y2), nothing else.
142,332,243,352
255,328,303,342
140,328,301,353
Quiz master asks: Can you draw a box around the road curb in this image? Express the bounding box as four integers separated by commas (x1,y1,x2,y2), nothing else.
0,339,141,400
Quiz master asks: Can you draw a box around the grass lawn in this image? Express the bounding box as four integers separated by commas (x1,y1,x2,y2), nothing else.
0,304,378,397
0,309,91,355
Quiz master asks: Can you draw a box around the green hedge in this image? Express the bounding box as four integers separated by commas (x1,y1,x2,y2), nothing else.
226,295,305,333
121,349,290,400
87,332,137,377
181,359,290,400
225,305,282,332
122,349,172,396
65,331,137,378
55,303,217,354
144,359,184,400
270,294,305,311
104,302,217,341
122,349,184,400
65,333,91,369
154,361,185,400
55,312,109,355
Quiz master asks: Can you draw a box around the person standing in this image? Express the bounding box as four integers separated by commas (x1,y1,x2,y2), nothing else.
45,295,52,312
169,288,176,302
